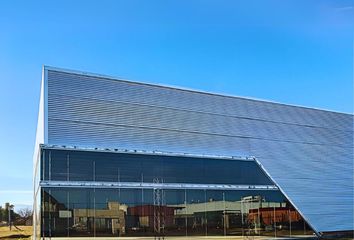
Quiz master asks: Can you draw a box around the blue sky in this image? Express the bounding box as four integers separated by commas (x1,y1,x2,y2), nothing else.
0,0,352,210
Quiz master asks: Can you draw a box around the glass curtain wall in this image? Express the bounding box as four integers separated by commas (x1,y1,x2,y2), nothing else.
40,149,273,185
40,148,314,238
41,188,314,238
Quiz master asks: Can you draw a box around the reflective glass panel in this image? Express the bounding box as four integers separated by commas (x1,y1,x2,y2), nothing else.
68,189,94,237
42,148,273,185
41,187,314,238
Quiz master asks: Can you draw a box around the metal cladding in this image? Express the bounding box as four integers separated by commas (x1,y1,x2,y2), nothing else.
42,66,353,233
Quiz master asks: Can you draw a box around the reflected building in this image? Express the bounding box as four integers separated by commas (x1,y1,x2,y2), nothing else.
33,66,353,239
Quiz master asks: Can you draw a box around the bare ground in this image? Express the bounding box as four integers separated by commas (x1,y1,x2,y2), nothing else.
0,226,32,239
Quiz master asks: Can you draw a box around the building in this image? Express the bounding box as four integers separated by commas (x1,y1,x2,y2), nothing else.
33,66,353,239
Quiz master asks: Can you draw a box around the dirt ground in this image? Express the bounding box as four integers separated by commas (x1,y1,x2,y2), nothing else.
0,225,32,239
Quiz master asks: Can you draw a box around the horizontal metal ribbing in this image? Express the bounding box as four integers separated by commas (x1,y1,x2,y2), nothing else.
40,144,256,161
40,180,279,191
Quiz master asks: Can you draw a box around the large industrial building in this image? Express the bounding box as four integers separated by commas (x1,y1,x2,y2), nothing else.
33,66,353,239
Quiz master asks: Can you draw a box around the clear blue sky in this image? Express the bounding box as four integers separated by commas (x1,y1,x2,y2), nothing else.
0,0,352,210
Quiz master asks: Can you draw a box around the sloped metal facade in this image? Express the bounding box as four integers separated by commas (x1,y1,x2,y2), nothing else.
32,71,45,239
43,66,353,233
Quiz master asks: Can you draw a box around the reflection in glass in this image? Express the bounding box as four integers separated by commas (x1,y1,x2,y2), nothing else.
41,188,314,238
163,189,187,236
185,189,207,236
205,190,224,236
40,148,314,238
41,149,273,185
68,189,94,237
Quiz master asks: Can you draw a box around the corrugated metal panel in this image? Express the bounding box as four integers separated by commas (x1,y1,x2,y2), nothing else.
48,94,351,147
45,67,354,233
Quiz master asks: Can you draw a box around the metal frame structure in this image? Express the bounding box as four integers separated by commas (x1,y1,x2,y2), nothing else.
40,143,257,162
40,180,278,191
37,144,317,237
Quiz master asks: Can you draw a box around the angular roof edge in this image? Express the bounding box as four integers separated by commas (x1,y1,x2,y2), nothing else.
40,144,256,161
43,65,353,116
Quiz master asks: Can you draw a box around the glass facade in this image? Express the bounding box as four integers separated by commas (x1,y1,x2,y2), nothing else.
41,188,313,238
39,148,314,238
41,149,273,185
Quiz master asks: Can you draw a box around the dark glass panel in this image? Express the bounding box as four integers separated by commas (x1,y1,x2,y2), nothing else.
93,189,121,237
203,160,272,185
141,156,163,183
185,189,207,236
162,156,205,184
41,187,314,238
41,188,49,237
119,188,144,236
163,189,187,236
68,188,94,237
95,153,142,182
50,150,68,181
115,155,142,182
95,155,119,182
69,151,94,181
222,190,243,236
222,190,314,237
40,149,49,180
205,190,225,236
139,189,155,236
42,188,69,237
42,149,274,185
